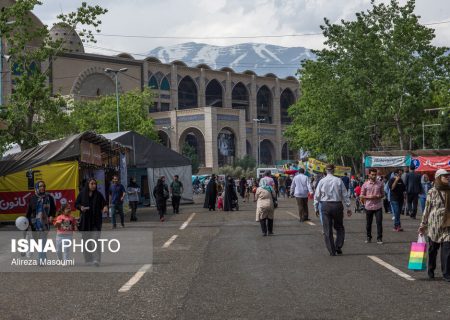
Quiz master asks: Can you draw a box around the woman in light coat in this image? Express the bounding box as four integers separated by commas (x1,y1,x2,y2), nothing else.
418,169,450,281
255,178,276,236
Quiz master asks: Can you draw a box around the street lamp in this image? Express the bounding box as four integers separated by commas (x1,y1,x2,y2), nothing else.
253,118,264,167
104,67,128,132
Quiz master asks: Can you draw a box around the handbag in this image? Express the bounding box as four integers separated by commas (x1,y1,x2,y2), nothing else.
272,196,278,209
408,235,427,271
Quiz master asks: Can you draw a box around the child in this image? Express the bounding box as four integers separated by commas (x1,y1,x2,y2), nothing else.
217,192,224,210
53,204,77,262
244,185,251,203
252,181,258,202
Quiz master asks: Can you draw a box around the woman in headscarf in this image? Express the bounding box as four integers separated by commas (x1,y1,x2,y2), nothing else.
223,175,238,211
127,177,140,221
418,169,450,281
255,178,276,236
75,178,108,266
26,180,56,264
203,174,218,211
153,176,169,222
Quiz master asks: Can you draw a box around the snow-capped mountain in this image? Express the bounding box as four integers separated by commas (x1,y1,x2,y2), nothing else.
147,42,315,78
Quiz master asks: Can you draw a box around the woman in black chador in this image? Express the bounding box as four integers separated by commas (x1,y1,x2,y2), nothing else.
203,174,218,211
224,176,238,211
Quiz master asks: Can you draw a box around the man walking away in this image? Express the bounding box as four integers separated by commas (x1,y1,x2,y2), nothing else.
170,175,184,214
314,164,351,256
341,172,350,192
405,165,422,219
361,168,384,244
109,175,126,228
291,168,313,222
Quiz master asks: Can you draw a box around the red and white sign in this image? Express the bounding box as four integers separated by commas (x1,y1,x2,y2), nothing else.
413,156,450,172
0,189,76,215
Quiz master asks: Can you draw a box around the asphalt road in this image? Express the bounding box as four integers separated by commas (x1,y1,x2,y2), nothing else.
1,195,449,320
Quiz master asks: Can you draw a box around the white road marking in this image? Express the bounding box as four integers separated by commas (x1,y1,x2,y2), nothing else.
162,235,178,248
118,264,152,293
180,212,196,230
368,256,415,281
306,221,316,226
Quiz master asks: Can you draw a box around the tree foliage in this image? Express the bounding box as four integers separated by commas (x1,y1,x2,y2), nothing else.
0,0,107,151
286,0,449,164
182,144,199,174
68,89,157,140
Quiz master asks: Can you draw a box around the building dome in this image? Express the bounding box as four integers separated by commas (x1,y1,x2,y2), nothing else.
49,23,84,53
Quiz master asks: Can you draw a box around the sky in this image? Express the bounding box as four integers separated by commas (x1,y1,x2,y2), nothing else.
32,0,450,56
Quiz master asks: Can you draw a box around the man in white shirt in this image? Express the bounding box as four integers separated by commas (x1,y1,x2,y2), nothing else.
290,168,313,222
314,164,352,256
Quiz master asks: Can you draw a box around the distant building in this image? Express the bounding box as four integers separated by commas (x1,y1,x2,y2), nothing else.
1,4,300,171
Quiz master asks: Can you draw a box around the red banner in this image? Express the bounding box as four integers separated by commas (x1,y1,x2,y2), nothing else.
0,189,76,215
412,156,450,172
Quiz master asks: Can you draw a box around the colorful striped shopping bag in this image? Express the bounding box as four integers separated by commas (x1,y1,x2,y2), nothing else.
408,235,427,271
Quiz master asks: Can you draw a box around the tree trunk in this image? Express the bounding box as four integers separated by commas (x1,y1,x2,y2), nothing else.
351,157,359,176
394,118,405,150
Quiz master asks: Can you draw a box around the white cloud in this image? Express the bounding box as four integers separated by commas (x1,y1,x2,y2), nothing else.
32,0,450,56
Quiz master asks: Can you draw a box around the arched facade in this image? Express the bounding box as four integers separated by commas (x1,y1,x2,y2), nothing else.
217,127,236,166
205,79,223,108
179,128,205,166
178,76,198,109
280,88,295,124
281,143,295,161
232,82,249,121
257,85,273,123
246,140,252,156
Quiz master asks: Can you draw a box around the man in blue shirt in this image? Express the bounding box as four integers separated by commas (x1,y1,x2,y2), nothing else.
109,175,126,228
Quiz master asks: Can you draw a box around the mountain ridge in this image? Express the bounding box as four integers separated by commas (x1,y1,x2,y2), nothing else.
147,42,315,78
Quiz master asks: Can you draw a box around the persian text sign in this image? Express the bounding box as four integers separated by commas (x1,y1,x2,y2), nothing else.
412,156,450,172
365,156,411,168
0,190,76,214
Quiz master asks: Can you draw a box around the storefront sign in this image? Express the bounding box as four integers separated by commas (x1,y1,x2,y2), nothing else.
364,156,411,168
411,156,450,172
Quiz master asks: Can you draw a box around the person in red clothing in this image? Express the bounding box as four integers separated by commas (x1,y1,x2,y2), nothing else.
53,204,77,262
354,184,362,197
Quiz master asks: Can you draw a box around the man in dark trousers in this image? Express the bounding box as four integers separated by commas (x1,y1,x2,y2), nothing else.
405,164,422,219
314,164,352,256
109,175,126,228
170,175,184,214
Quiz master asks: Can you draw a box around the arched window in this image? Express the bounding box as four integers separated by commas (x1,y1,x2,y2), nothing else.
217,128,236,166
280,89,295,124
148,76,159,89
232,82,249,121
160,77,170,90
205,79,223,107
178,76,198,109
257,85,273,124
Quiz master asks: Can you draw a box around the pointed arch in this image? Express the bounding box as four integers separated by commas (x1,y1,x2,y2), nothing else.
160,76,170,90
205,79,223,107
257,85,273,123
280,88,295,124
178,76,198,109
232,82,249,121
148,76,159,89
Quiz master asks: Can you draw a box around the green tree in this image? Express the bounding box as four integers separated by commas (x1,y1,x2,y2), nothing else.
68,89,157,140
287,0,448,162
0,0,107,151
233,155,257,171
182,143,199,174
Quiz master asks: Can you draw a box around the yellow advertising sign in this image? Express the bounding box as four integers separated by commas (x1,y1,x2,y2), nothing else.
307,158,351,177
0,161,79,221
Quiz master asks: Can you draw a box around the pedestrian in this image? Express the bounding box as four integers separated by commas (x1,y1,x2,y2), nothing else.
203,174,218,211
405,164,423,219
341,172,350,192
26,180,56,265
314,164,352,256
170,175,184,214
278,176,286,198
109,175,126,228
361,168,385,244
389,169,406,231
75,178,108,266
153,176,169,222
53,203,77,262
290,168,313,222
260,170,275,188
285,175,292,198
224,175,238,211
239,177,247,201
255,178,276,236
418,169,450,281
383,175,391,215
419,174,432,214
252,181,258,202
127,177,140,221
349,176,357,199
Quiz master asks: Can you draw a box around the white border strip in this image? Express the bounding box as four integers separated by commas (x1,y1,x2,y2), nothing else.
162,235,178,248
368,256,415,281
286,211,316,225
180,212,196,230
118,264,152,292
